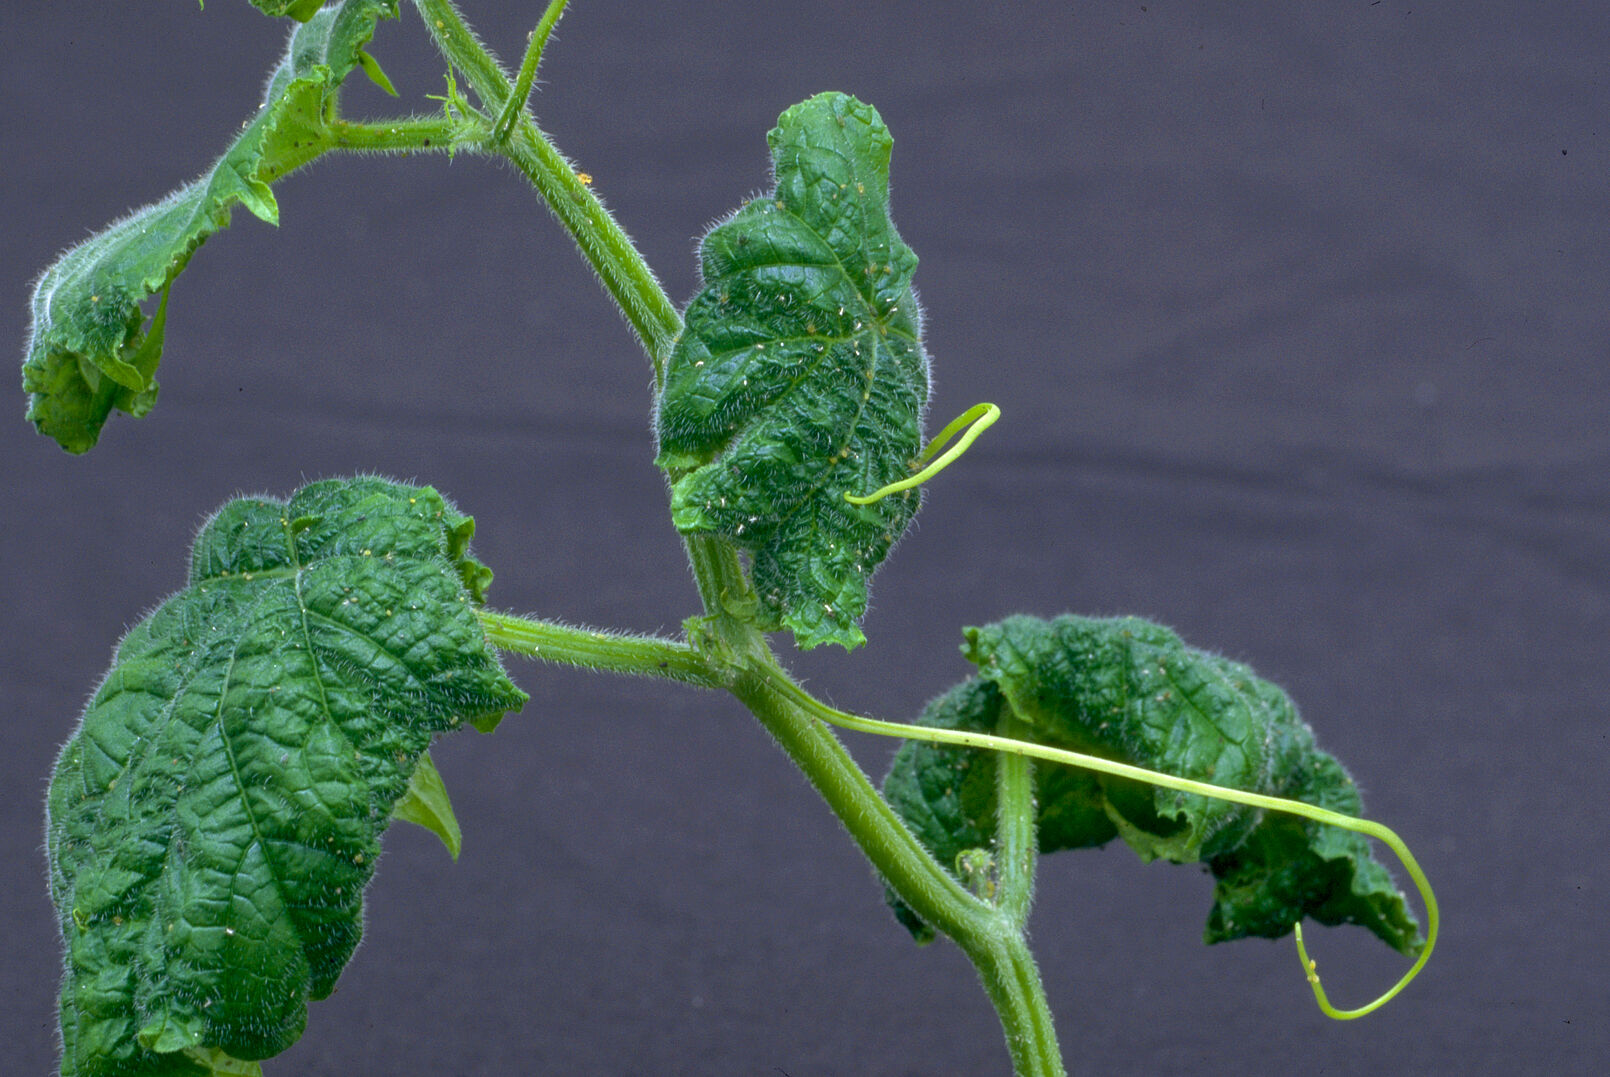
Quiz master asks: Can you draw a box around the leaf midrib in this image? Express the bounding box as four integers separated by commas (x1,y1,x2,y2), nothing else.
697,195,921,526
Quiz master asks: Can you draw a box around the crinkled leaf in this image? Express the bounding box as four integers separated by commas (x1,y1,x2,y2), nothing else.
883,615,1422,956
655,92,929,650
23,0,399,453
46,477,526,1076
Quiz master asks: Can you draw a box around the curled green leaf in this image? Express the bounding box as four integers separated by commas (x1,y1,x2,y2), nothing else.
391,749,463,859
884,615,1423,956
46,477,525,1075
655,92,929,649
22,1,399,453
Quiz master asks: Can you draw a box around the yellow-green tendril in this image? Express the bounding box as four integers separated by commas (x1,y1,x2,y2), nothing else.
492,0,571,143
845,402,1000,505
768,675,1437,1019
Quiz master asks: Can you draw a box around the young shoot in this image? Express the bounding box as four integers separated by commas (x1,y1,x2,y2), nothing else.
24,4,1435,1075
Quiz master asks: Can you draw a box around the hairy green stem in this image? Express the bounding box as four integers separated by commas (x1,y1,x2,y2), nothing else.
412,0,681,380
479,610,724,688
729,661,991,936
753,666,1069,1068
329,115,480,153
962,930,1066,1077
485,605,1066,1071
993,715,1038,929
411,0,745,626
685,534,766,652
411,4,1068,1070
492,0,570,142
497,119,680,378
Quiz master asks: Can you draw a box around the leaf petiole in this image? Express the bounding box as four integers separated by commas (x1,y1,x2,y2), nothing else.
991,713,1038,928
413,0,682,379
329,114,483,154
479,610,727,688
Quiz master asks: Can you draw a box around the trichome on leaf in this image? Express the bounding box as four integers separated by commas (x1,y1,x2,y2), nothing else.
46,477,524,1075
23,0,399,453
656,91,930,651
884,615,1423,955
22,3,1438,1073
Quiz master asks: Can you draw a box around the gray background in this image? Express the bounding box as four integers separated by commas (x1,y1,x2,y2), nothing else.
3,1,1604,1073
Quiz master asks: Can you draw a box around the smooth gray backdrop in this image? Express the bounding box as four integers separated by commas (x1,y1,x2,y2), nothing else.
4,2,1604,1073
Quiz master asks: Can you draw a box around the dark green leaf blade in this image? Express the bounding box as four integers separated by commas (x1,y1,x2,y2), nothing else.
46,477,525,1075
22,1,398,453
883,615,1421,956
655,92,929,649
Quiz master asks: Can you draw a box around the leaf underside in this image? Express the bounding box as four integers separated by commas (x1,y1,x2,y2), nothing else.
391,749,463,860
883,615,1422,956
22,0,398,453
46,477,525,1076
655,92,930,650
250,0,332,19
